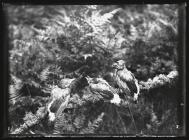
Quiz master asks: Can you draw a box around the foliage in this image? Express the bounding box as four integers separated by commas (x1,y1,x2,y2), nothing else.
5,4,182,136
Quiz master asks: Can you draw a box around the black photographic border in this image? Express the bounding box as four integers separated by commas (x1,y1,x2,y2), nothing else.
0,0,187,138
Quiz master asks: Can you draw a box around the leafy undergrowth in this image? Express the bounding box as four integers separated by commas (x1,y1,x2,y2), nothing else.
8,82,180,136
4,5,183,136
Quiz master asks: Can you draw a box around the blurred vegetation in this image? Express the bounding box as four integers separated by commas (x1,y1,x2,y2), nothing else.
4,4,182,136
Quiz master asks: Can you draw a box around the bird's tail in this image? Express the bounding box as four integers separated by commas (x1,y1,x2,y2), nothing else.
133,79,140,103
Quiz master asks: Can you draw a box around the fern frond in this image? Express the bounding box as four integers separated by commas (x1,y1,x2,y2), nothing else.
11,107,47,134
79,112,104,134
73,114,86,129
54,108,76,134
9,75,24,104
101,8,122,24
85,8,121,35
40,66,50,82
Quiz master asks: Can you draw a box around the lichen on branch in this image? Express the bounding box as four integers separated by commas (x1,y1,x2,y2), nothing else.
139,70,178,92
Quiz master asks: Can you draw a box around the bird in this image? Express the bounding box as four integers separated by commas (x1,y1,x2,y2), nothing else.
86,76,121,105
47,86,70,121
112,60,140,103
47,73,89,122
68,73,88,96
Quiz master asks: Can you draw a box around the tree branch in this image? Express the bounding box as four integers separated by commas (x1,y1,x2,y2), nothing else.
10,71,178,134
139,70,178,92
11,107,47,134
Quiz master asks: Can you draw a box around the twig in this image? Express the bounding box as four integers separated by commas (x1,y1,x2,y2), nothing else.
115,106,128,134
11,107,47,134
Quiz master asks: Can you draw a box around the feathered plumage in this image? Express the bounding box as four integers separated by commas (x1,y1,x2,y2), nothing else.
112,60,140,102
86,76,121,105
47,74,88,121
47,86,70,121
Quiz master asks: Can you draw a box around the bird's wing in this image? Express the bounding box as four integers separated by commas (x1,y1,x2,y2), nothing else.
115,74,131,94
89,83,114,100
49,97,64,113
55,94,71,118
99,91,114,100
129,71,140,94
117,70,138,95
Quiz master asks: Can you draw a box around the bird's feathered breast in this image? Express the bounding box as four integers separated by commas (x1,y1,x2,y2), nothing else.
115,69,138,95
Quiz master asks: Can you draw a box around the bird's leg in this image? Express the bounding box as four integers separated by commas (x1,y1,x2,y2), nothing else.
126,99,138,134
115,107,127,134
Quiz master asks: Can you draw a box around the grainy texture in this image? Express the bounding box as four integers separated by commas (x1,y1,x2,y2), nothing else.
5,5,184,136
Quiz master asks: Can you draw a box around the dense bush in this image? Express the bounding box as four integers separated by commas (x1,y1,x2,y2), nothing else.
5,4,182,136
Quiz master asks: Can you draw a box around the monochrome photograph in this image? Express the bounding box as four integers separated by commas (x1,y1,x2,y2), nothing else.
4,4,185,136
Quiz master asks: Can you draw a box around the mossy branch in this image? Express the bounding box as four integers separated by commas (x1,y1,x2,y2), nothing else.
139,70,178,92
10,71,178,134
11,107,47,134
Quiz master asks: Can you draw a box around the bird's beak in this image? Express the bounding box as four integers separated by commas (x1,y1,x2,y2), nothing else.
112,63,118,68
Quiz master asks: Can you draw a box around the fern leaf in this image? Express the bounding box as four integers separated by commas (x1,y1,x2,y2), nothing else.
101,8,122,23
73,114,86,129
54,111,75,134
79,112,104,134
85,8,121,35
9,75,23,104
40,66,50,82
